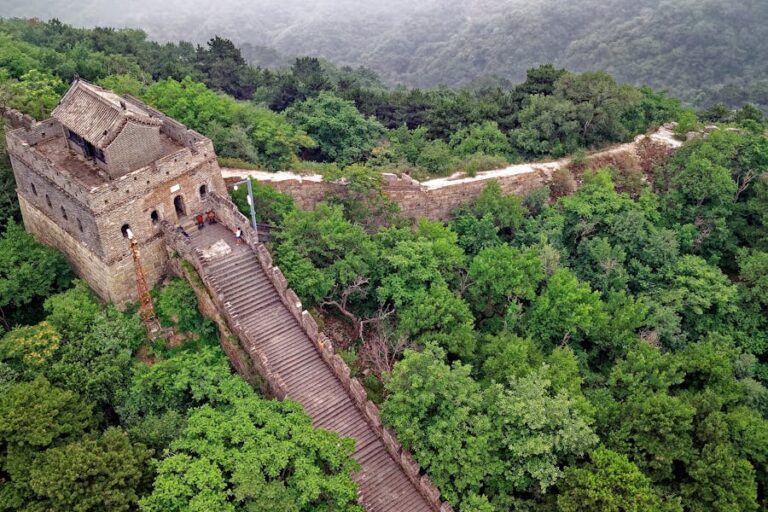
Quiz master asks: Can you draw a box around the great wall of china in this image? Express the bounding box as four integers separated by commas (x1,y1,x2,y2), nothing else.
2,82,686,511
222,124,683,220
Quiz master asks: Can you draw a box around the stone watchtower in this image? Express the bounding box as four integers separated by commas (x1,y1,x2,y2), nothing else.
5,79,226,306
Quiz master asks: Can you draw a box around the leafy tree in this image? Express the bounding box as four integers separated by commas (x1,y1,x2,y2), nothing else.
42,281,102,340
0,376,91,449
738,249,768,308
558,448,681,512
0,124,21,231
47,308,143,407
452,182,527,255
322,164,400,230
1,69,65,118
510,94,579,157
524,268,607,350
26,428,151,512
0,222,73,329
514,64,568,97
555,71,641,147
603,390,695,483
449,121,511,158
681,443,758,512
117,347,251,449
274,203,374,305
144,77,312,170
382,345,494,507
231,178,296,226
396,283,475,359
652,255,737,341
141,395,362,512
0,321,61,377
484,370,598,495
285,91,384,166
0,377,94,511
194,36,255,99
467,244,543,320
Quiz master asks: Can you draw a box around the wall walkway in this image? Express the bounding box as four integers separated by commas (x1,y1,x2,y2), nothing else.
222,124,682,220
161,193,452,512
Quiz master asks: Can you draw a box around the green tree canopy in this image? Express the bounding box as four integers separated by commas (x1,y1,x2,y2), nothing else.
286,91,384,166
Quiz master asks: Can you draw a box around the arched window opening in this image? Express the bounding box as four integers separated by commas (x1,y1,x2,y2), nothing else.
60,206,68,220
121,224,133,239
45,194,52,208
151,210,159,225
174,195,186,217
31,183,38,196
199,184,208,199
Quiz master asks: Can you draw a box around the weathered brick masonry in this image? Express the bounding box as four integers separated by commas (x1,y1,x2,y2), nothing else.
3,80,454,511
5,80,226,306
224,124,681,221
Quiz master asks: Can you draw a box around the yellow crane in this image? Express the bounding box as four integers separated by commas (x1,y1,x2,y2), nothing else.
125,228,161,337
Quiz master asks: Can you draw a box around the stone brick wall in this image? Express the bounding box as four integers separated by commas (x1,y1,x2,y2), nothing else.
7,114,227,306
12,158,105,258
237,128,680,222
189,192,454,512
17,193,167,307
0,105,37,130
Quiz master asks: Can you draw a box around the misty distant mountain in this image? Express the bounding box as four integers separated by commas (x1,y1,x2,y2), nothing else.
2,0,768,104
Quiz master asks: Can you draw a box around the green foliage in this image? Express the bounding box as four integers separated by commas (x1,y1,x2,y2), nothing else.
467,244,543,319
510,94,580,157
0,222,74,328
384,344,596,510
382,345,493,506
524,268,607,349
1,69,66,119
141,395,362,512
152,279,216,349
738,249,768,307
230,178,297,225
27,428,151,512
117,346,251,441
322,164,400,230
144,77,312,170
452,182,526,255
0,376,92,448
558,448,680,512
681,443,758,512
675,109,702,135
449,121,511,158
0,282,143,408
484,370,598,495
274,203,374,305
285,91,384,166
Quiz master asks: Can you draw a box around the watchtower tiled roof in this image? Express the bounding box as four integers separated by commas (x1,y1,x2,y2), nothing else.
52,79,162,149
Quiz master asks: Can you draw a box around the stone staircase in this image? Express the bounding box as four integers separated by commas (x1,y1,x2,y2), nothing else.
172,216,442,512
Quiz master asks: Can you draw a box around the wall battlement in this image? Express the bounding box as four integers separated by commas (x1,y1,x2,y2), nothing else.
5,81,227,306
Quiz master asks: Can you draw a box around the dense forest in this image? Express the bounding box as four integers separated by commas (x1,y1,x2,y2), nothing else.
1,16,768,512
0,17,696,179
3,0,768,109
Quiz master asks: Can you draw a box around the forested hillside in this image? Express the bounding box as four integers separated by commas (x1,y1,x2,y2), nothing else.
3,0,768,108
0,18,692,178
0,16,767,512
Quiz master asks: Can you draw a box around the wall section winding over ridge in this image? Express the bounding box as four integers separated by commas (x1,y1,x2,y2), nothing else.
222,125,682,221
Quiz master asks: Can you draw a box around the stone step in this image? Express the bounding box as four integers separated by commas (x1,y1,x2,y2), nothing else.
181,221,436,512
